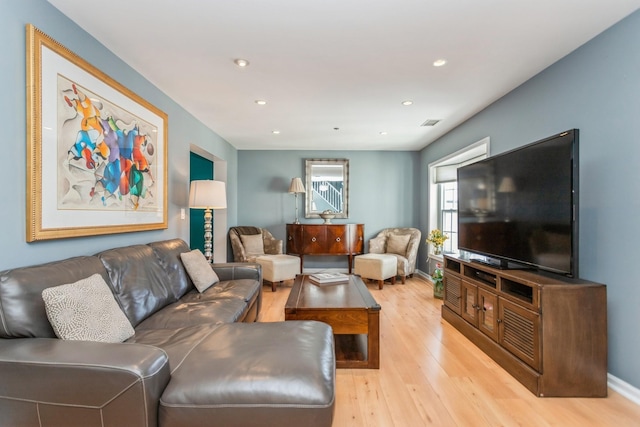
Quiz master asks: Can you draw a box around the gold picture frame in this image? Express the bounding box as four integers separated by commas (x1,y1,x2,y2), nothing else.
26,24,168,242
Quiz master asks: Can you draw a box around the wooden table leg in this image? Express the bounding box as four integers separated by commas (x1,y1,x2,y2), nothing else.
368,309,380,369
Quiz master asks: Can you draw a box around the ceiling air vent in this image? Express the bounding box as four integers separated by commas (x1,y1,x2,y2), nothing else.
421,119,440,127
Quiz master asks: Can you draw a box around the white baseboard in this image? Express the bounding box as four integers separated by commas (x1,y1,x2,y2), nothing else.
415,269,432,281
608,374,640,405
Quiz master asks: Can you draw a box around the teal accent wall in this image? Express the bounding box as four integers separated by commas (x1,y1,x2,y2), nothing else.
237,150,420,270
419,10,640,389
189,153,214,251
0,0,238,270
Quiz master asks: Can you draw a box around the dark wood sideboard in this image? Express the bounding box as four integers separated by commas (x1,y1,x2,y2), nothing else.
286,224,364,273
442,254,607,397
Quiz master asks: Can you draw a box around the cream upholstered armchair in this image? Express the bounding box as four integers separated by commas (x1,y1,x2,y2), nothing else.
368,228,422,283
229,226,282,262
228,226,300,291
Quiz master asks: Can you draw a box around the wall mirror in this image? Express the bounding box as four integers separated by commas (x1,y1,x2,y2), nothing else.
305,158,349,218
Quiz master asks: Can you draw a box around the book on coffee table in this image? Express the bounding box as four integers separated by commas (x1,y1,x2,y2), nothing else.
308,272,349,285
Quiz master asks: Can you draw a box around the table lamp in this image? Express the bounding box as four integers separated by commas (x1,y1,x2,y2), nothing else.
288,177,305,224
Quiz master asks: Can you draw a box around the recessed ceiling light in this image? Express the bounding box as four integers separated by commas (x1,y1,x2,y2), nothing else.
379,131,388,136
234,58,249,67
433,59,447,67
255,99,267,105
272,130,280,134
401,100,413,106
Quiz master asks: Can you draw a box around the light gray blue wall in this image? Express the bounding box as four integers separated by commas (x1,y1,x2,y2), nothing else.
420,10,640,389
0,0,238,270
237,150,422,269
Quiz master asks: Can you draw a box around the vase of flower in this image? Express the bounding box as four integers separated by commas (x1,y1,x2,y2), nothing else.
426,229,448,256
432,263,444,299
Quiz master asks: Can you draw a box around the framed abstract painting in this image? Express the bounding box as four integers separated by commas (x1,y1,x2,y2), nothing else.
26,24,168,242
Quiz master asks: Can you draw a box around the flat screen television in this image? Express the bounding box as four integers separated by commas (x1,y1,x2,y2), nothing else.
457,129,579,277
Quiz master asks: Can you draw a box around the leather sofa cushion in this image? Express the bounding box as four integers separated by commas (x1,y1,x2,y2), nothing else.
0,256,108,338
159,321,335,427
179,278,260,304
148,239,195,299
134,298,249,331
97,245,176,327
127,323,221,373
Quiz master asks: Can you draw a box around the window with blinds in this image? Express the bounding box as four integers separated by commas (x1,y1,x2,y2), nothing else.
429,138,489,255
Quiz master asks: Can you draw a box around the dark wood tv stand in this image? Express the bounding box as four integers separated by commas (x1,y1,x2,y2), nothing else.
442,254,607,397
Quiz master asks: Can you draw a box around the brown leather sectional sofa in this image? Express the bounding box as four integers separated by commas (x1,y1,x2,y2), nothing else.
0,238,335,426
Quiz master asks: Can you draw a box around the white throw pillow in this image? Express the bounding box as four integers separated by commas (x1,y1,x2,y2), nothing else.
42,274,134,343
180,249,220,292
240,234,265,257
387,234,411,256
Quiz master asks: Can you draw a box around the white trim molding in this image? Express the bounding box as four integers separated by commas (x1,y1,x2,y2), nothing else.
415,269,431,281
608,374,640,406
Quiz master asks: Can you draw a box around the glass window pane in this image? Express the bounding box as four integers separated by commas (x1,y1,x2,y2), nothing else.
439,182,458,254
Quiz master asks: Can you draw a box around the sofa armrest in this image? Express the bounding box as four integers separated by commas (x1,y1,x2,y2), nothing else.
0,338,170,427
212,262,262,283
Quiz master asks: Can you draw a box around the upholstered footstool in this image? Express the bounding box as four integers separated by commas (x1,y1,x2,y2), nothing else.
256,254,300,291
354,253,397,289
159,321,335,427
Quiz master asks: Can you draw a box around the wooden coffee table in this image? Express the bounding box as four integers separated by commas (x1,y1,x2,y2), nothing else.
285,274,381,369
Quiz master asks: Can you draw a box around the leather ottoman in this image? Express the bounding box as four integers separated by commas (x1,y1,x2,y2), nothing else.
159,321,335,427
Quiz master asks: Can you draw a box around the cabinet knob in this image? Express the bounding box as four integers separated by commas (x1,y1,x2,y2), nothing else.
311,237,316,242
336,237,341,242
288,236,292,240
497,319,502,324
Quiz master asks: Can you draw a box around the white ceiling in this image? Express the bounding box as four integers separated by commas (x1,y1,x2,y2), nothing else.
47,0,639,151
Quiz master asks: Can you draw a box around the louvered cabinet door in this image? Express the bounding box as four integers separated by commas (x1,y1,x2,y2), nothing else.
478,288,499,342
498,298,540,371
443,274,462,316
461,281,479,327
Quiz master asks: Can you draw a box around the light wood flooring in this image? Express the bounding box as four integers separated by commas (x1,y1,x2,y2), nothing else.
258,275,640,427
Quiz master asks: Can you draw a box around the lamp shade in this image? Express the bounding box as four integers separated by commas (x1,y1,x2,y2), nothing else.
189,180,227,209
288,177,305,194
498,177,516,193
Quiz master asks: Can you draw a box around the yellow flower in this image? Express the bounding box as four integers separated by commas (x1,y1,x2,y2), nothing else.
426,229,448,247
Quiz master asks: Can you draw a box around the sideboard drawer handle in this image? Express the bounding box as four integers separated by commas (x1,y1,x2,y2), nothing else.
311,237,316,242
336,237,341,242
